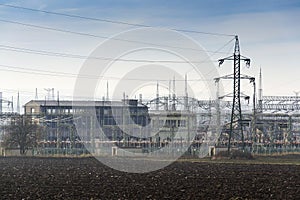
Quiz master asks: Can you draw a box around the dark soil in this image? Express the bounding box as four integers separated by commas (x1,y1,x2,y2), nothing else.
0,156,299,199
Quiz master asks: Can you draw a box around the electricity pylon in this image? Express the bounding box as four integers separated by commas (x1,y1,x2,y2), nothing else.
218,35,250,152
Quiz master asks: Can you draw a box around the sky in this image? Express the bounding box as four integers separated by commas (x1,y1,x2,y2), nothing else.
0,0,300,112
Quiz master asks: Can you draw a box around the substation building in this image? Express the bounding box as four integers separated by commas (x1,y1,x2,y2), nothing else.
149,110,197,142
23,98,198,155
24,99,150,154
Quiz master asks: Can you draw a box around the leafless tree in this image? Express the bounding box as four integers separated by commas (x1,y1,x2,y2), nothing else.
3,115,43,155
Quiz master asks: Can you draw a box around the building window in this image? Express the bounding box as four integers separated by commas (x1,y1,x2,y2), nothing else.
178,120,186,127
171,120,176,127
159,120,164,127
104,109,110,115
164,120,171,127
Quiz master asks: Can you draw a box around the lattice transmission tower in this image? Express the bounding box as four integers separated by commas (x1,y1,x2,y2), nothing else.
218,35,250,152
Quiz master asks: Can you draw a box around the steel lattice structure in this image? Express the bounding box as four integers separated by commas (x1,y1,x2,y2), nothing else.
218,35,251,152
262,96,300,112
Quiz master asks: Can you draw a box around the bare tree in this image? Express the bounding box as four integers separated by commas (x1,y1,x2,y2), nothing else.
3,115,43,155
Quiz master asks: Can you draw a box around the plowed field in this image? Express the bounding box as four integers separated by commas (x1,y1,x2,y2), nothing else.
0,156,299,199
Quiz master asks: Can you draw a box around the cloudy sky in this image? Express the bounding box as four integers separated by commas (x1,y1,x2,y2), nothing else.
0,0,299,111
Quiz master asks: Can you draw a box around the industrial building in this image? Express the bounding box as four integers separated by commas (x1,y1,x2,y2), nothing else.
22,99,149,153
21,98,198,155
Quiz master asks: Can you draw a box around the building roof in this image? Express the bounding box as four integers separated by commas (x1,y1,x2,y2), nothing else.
25,99,147,108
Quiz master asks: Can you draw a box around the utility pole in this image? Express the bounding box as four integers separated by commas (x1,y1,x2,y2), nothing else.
258,68,263,113
44,88,51,101
57,91,60,106
294,91,300,114
172,76,176,111
52,88,54,100
218,35,250,153
184,74,189,111
215,78,221,145
35,88,38,100
106,81,109,101
250,77,257,145
168,80,171,110
11,96,14,112
294,91,300,103
156,82,159,110
17,91,20,114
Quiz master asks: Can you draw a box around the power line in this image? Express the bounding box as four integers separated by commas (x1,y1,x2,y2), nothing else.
0,64,215,81
185,37,235,76
0,88,103,102
0,18,234,53
0,38,235,80
0,3,235,37
0,88,35,95
0,18,111,38
0,3,150,27
0,38,234,81
0,44,230,61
